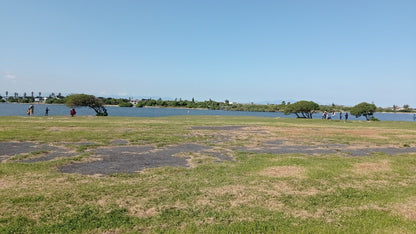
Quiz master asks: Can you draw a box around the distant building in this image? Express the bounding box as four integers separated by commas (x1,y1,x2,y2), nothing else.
129,99,139,105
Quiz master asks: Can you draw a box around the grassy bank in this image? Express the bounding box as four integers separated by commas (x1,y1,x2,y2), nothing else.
1,116,415,233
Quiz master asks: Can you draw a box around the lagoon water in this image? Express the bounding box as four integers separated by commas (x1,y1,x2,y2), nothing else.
0,103,415,122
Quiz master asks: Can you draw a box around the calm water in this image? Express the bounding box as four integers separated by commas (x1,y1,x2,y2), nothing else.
0,103,415,122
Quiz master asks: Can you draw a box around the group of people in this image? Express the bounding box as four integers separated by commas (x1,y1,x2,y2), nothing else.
25,105,76,117
322,111,348,121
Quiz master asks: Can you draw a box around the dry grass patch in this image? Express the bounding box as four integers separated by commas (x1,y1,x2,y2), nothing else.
116,197,159,218
202,185,259,208
48,126,88,132
0,178,18,190
390,133,416,141
392,196,416,220
259,166,306,178
257,180,320,197
189,125,274,147
175,152,211,168
342,129,389,139
352,160,392,175
129,206,158,218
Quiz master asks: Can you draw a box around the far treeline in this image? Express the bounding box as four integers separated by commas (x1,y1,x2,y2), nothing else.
1,93,414,119
132,98,415,115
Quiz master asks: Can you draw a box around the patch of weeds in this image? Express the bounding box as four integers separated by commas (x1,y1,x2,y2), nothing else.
37,205,136,233
7,153,31,162
339,209,414,233
47,153,91,168
0,216,36,233
338,187,371,200
7,150,49,162
109,173,140,178
403,143,410,147
10,195,46,204
341,151,353,156
76,144,102,152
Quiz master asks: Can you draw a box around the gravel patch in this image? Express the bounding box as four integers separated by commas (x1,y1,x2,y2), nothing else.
0,142,38,158
237,139,416,156
0,142,77,162
22,151,78,163
59,143,227,175
2,138,415,176
110,139,129,145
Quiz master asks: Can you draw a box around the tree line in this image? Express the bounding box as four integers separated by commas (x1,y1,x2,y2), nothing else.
1,92,414,119
63,95,388,121
1,93,132,107
135,98,287,112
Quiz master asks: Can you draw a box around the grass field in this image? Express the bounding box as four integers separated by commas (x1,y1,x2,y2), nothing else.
1,116,416,233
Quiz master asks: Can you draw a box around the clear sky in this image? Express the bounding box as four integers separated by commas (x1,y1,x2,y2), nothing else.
1,0,415,107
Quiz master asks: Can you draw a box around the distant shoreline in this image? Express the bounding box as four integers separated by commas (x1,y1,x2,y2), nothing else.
1,102,415,115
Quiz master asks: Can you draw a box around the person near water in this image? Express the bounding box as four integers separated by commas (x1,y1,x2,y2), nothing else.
345,112,349,121
340,111,343,120
45,107,49,116
70,108,76,117
29,105,34,116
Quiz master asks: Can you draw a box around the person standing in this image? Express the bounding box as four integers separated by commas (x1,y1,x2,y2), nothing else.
70,108,76,117
339,111,343,120
45,107,49,116
29,105,34,116
345,112,349,122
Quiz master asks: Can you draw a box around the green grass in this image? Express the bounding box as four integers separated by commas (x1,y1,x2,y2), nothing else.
0,116,415,233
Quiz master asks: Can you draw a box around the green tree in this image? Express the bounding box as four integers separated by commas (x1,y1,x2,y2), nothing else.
65,94,108,116
118,102,133,107
284,100,319,118
350,102,377,120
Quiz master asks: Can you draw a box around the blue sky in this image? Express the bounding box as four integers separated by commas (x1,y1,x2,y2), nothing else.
1,0,415,107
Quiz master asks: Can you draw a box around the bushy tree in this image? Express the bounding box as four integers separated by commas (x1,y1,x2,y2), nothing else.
65,94,108,116
284,100,319,118
118,102,133,107
350,102,376,120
